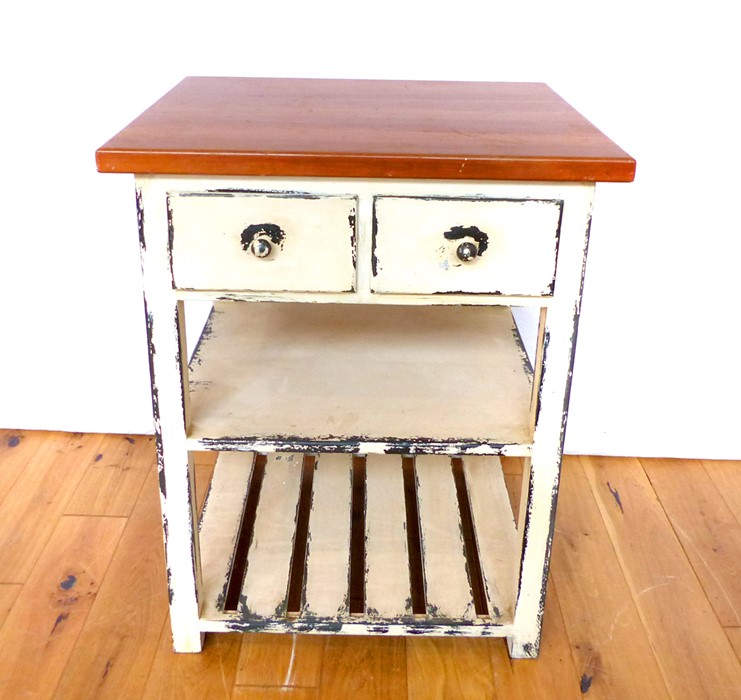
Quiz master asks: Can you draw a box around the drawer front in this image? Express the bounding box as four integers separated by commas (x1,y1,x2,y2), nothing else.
168,192,357,292
371,196,562,295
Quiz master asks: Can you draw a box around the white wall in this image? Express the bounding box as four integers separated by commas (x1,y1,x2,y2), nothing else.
1,1,739,458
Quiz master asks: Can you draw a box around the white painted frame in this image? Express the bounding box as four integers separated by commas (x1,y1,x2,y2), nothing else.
136,174,595,657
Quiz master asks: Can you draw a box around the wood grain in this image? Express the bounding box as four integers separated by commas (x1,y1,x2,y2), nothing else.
490,578,581,700
726,628,741,663
0,584,21,629
65,435,155,517
582,455,741,699
53,468,170,699
406,637,495,699
642,458,741,626
552,457,669,699
235,634,324,688
142,628,242,699
702,459,741,523
0,431,105,582
318,636,406,699
0,516,125,699
0,429,42,503
96,78,635,182
232,688,318,699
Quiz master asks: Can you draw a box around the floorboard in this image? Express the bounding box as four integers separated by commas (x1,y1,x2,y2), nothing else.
52,467,170,699
1,432,740,699
318,636,406,699
234,634,325,689
490,579,582,700
0,432,105,582
553,457,669,699
642,458,741,627
65,435,155,518
0,515,125,699
406,637,495,699
0,429,42,505
581,455,741,700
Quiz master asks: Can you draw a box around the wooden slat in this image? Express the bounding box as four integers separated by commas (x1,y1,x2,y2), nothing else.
414,455,475,620
0,516,125,698
302,454,352,619
364,454,412,619
551,457,669,699
406,637,495,699
235,634,324,688
240,453,303,618
462,456,519,622
53,469,170,698
581,455,741,699
198,452,255,618
642,458,741,626
96,77,635,182
65,435,155,517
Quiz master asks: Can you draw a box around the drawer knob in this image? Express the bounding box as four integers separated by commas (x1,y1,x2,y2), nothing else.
443,225,489,264
241,223,286,259
250,238,272,258
456,241,478,262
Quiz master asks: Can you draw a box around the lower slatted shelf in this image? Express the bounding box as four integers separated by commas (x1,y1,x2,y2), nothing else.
198,451,519,636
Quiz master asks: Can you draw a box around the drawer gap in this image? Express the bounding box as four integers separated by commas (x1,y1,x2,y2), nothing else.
452,458,489,617
349,456,366,614
403,456,427,615
223,454,266,611
285,455,315,615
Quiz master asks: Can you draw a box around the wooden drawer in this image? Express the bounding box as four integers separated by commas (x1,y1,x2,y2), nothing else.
168,191,357,292
371,196,563,295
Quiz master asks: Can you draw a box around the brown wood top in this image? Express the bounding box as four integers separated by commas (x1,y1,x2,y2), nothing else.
96,77,635,182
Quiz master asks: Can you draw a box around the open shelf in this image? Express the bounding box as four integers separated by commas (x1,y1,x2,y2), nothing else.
187,302,535,455
198,452,519,636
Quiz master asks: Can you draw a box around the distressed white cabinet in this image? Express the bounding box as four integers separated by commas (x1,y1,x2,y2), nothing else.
97,78,634,659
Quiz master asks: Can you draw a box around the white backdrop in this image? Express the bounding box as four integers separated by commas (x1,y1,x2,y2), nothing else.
1,0,739,458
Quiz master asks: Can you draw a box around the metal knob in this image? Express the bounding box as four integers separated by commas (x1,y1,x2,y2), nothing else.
251,238,272,258
456,241,478,262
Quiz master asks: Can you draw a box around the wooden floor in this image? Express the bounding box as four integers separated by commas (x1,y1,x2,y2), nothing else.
0,431,740,699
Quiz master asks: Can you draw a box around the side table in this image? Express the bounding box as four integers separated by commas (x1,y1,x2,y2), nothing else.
97,77,634,658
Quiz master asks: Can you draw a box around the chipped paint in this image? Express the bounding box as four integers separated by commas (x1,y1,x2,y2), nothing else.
196,435,528,457
443,225,490,256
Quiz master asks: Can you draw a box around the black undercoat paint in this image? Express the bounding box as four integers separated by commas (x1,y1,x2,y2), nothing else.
198,434,518,455
240,223,286,249
443,225,489,255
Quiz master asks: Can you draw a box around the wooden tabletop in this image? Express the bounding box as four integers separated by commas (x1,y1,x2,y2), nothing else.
96,77,635,182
